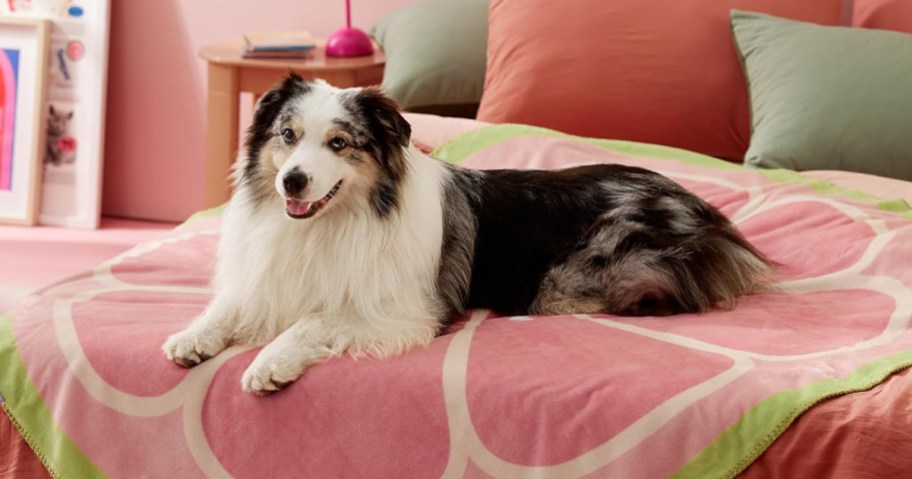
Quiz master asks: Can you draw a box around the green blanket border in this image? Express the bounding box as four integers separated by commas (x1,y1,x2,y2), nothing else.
176,204,226,229
431,124,912,219
675,351,912,479
0,313,106,478
2,124,911,478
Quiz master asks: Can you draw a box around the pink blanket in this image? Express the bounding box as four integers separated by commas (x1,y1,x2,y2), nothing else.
2,125,911,478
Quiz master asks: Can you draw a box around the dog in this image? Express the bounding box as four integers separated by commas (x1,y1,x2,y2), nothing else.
162,74,772,395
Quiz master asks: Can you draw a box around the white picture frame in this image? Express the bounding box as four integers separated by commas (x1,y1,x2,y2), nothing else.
0,16,49,225
3,0,112,228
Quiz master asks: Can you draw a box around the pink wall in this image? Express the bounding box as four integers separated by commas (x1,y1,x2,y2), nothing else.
102,0,414,222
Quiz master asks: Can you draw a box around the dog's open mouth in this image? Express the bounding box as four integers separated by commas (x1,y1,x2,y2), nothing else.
285,180,342,219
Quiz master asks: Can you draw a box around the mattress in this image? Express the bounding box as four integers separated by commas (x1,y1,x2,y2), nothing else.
3,115,912,478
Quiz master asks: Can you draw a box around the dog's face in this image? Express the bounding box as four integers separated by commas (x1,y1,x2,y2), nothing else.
240,74,411,220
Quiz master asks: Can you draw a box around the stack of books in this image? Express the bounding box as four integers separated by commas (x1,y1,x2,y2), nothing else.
243,31,316,59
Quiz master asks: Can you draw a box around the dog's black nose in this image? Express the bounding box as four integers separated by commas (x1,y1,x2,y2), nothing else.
282,171,308,197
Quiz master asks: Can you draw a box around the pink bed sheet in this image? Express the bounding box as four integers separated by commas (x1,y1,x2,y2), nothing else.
0,411,50,479
744,367,912,478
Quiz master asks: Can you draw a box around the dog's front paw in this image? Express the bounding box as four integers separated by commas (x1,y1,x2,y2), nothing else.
241,351,308,396
162,328,227,368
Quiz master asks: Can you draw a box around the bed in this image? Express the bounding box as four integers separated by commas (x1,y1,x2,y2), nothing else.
3,112,912,478
6,0,912,475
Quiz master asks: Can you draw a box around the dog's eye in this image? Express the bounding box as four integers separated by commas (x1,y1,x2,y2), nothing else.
328,137,347,152
281,128,296,144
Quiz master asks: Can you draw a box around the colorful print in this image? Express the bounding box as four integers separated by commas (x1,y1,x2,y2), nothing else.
44,104,75,166
0,48,19,191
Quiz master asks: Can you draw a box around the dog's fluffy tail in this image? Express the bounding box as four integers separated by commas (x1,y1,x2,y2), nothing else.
534,222,774,317
644,227,773,315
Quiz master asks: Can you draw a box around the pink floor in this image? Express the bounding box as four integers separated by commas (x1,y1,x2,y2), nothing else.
0,217,176,313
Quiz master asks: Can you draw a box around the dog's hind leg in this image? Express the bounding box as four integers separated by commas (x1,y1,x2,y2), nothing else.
532,215,771,317
533,251,685,317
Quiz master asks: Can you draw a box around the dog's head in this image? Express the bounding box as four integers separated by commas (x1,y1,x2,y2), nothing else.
239,73,411,220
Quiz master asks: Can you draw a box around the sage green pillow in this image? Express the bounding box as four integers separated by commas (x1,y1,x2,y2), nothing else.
371,0,489,118
731,10,912,180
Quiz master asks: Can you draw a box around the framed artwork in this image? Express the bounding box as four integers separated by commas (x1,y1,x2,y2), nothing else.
0,17,49,225
4,0,112,229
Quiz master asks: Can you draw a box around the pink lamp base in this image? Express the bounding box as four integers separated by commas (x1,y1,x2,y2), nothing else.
326,28,374,57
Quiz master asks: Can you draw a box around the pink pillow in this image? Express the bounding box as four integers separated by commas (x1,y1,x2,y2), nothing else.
476,0,843,160
853,0,912,33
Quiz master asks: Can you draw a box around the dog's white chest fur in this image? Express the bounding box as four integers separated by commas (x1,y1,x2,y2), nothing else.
217,151,448,350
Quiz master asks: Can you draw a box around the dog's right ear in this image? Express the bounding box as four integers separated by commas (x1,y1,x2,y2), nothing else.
247,73,309,148
252,72,308,124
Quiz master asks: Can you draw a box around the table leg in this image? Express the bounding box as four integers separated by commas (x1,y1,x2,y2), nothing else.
204,63,239,208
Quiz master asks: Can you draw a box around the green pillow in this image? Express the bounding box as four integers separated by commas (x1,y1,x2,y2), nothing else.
371,0,489,118
731,10,912,180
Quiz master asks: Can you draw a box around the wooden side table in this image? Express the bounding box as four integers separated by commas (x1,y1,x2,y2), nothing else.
199,39,385,208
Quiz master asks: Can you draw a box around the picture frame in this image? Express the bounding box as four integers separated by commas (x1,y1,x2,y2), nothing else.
0,17,50,225
3,0,112,229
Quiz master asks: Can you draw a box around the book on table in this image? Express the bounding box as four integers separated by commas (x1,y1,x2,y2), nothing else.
243,31,316,59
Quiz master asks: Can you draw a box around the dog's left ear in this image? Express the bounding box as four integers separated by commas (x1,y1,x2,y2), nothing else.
353,87,411,149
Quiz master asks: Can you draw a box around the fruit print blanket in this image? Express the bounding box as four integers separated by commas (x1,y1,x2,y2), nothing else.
2,124,911,478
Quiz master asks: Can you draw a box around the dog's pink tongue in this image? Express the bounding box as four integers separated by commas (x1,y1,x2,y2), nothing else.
285,199,312,216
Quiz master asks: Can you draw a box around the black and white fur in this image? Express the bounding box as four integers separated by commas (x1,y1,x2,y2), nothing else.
163,74,771,395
